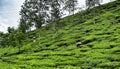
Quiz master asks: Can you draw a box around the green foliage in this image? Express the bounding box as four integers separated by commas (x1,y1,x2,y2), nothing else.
63,0,78,14
86,0,101,9
0,0,120,69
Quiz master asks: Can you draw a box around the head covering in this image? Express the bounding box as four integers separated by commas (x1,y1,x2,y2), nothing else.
77,42,82,44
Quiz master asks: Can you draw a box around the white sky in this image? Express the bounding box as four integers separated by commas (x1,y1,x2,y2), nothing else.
0,0,25,32
0,0,114,33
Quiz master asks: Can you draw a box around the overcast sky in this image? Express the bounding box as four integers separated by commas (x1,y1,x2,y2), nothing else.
0,0,25,32
0,0,113,33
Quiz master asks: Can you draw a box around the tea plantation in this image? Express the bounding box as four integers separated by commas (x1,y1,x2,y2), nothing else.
0,0,120,69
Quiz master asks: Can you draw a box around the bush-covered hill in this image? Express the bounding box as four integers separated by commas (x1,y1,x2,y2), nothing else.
0,0,120,69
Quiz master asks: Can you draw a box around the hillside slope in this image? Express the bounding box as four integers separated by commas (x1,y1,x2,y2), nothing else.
0,0,120,69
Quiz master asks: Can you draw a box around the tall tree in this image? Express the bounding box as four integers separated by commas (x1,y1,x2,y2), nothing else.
50,0,61,21
86,0,101,24
50,0,63,34
19,0,32,33
28,0,49,29
86,0,101,9
30,0,49,45
64,0,78,15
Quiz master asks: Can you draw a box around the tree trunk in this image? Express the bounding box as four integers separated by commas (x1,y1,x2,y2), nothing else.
39,29,41,46
18,42,21,54
93,9,96,24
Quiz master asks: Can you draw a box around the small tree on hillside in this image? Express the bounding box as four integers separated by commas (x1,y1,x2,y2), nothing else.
7,27,18,47
16,30,25,53
7,27,15,33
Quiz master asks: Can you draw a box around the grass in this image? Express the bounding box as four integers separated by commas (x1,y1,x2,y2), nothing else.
0,0,120,69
